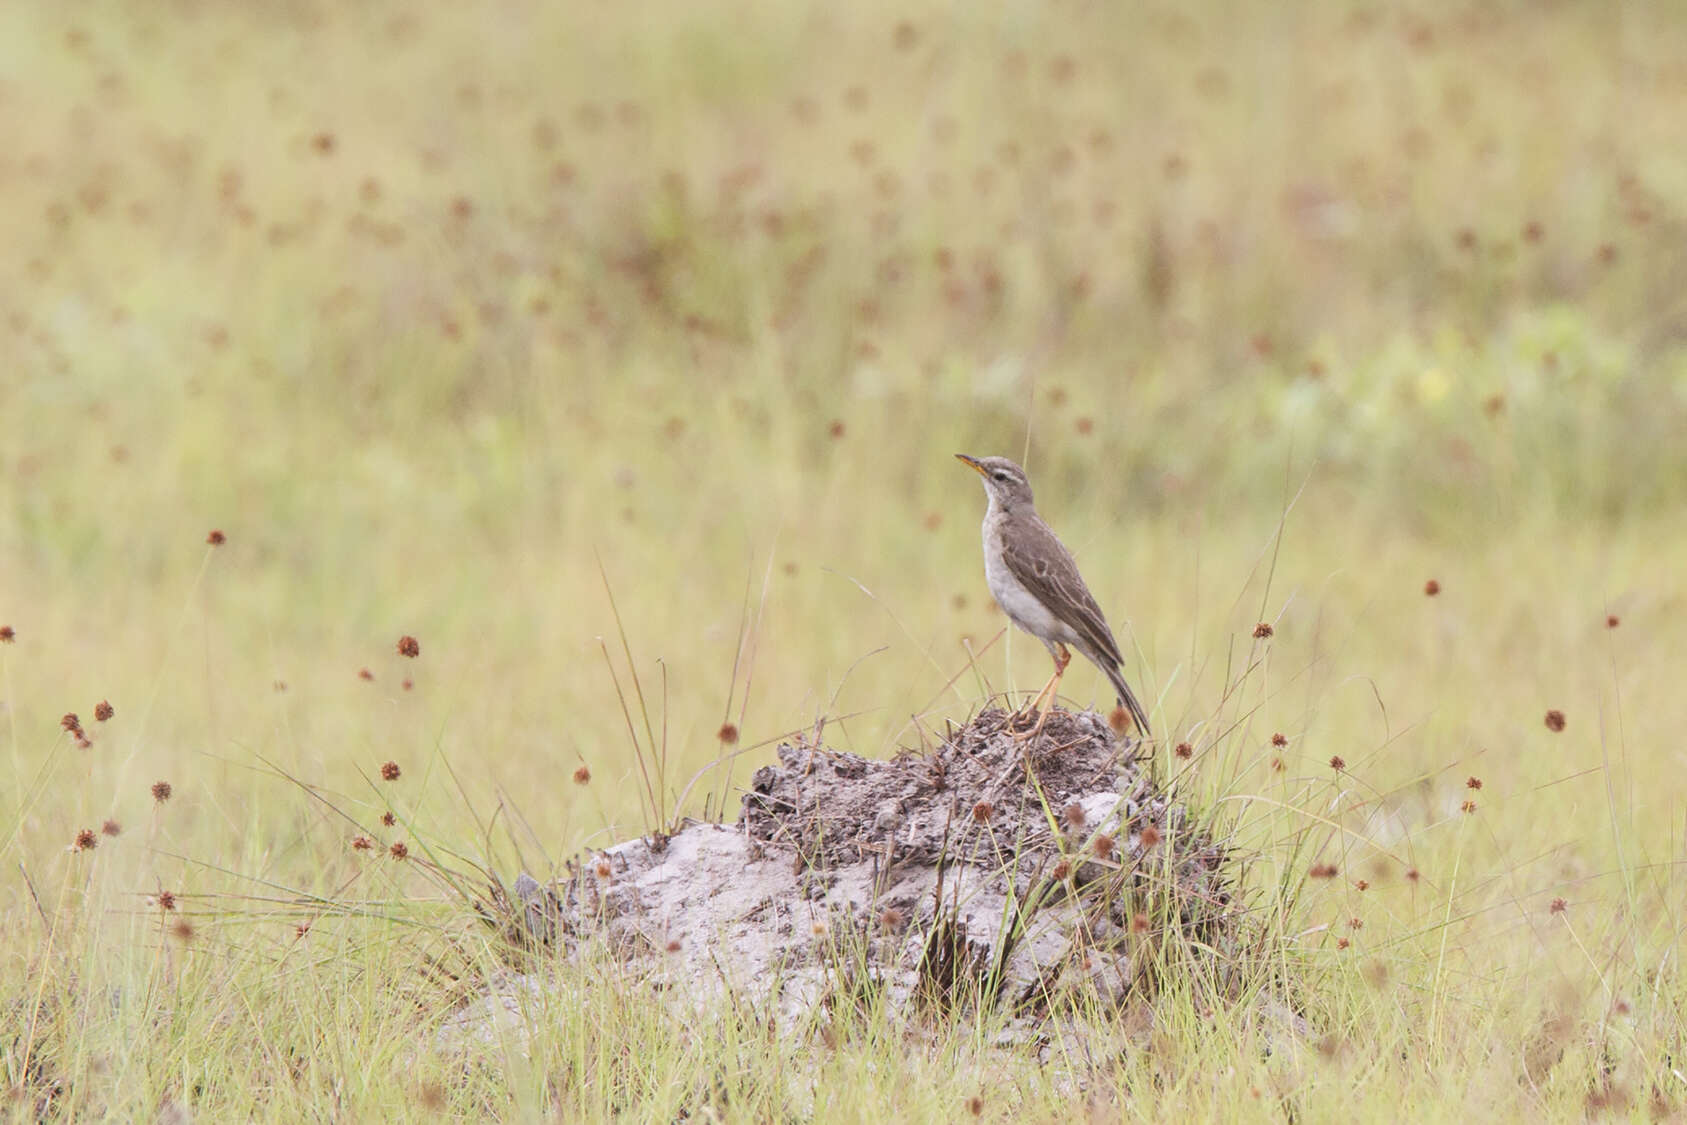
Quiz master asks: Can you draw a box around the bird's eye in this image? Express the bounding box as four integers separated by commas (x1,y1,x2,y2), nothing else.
993,471,1009,481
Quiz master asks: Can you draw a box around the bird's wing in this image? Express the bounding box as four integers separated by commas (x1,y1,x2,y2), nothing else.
999,516,1126,667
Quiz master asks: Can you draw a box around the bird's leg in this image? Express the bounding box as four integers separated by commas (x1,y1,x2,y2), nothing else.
1013,643,1071,738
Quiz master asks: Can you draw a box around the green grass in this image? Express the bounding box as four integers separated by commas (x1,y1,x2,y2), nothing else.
3,0,1686,1118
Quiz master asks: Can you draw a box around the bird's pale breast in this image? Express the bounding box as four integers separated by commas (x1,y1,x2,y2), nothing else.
982,513,1080,647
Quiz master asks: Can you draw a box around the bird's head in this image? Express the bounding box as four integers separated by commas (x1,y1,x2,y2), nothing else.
956,454,1035,510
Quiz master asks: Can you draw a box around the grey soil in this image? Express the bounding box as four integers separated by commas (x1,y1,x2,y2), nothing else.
448,707,1241,1050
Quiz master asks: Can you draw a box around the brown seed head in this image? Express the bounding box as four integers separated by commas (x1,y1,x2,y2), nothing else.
1423,578,1441,596
1091,832,1115,860
1406,867,1420,883
295,921,311,939
74,828,97,851
1052,859,1072,880
594,858,612,879
1544,709,1566,732
0,625,13,643
401,678,413,691
880,907,905,931
1466,776,1482,790
76,734,92,750
1174,741,1193,759
1271,732,1288,747
1130,912,1150,934
1107,705,1132,735
971,801,994,824
966,1094,985,1117
170,920,195,942
1355,879,1369,891
94,700,113,722
388,841,409,860
381,811,396,827
151,780,173,803
380,760,401,781
572,764,592,785
396,635,420,658
1348,917,1363,930
206,529,225,546
351,835,374,851
156,890,177,911
717,722,739,745
358,668,374,681
1269,756,1284,772
101,819,121,837
1309,863,1339,879
1329,755,1346,771
1252,622,1274,639
1549,897,1566,914
1460,799,1477,814
827,420,846,439
1605,614,1620,628
1061,802,1086,830
1139,824,1161,848
1336,937,1350,950
61,713,82,734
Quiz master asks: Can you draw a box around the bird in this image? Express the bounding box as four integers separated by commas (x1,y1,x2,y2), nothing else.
956,453,1151,739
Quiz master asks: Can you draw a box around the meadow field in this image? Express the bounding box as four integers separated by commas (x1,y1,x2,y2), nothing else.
3,0,1686,1119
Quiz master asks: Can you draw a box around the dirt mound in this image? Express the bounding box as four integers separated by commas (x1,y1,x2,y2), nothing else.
746,708,1188,877
451,707,1238,1047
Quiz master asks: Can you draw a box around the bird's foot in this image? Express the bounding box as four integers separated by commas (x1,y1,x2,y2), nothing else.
1007,703,1054,740
1005,666,1065,739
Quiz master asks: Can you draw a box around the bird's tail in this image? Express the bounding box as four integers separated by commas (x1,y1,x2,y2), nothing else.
1102,661,1152,739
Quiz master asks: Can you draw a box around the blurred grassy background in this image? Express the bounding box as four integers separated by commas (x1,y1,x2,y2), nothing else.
3,0,1685,1116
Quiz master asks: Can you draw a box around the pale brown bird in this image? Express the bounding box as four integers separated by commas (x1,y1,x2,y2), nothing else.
957,454,1151,737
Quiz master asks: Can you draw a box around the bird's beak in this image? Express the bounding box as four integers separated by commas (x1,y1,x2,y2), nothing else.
956,453,987,476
